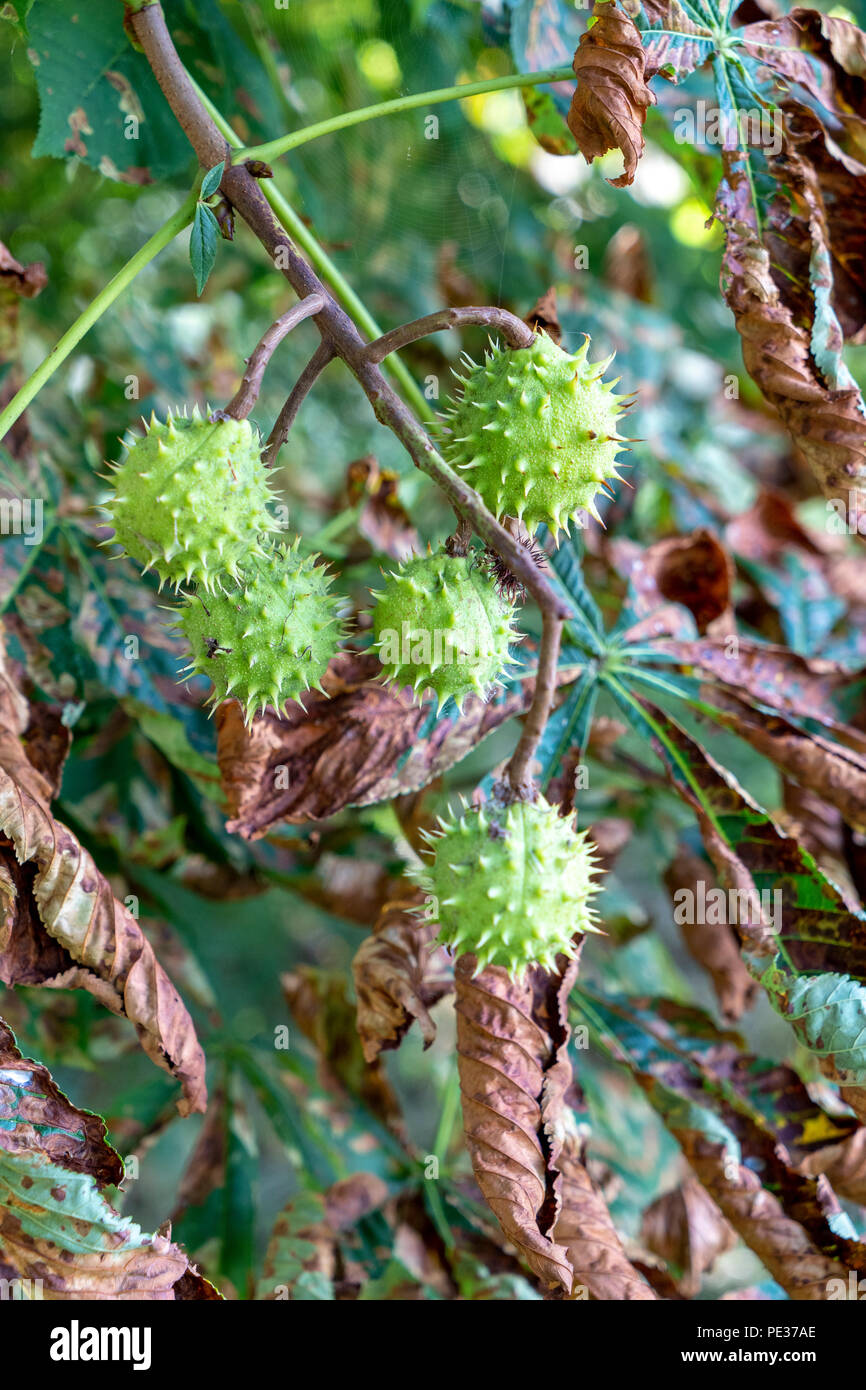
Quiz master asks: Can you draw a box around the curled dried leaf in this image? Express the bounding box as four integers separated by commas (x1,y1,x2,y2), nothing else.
217,650,550,839
353,889,453,1063
345,454,419,562
454,954,579,1293
554,1124,657,1299
568,1,656,187
641,1176,737,1296
0,631,206,1115
718,150,866,512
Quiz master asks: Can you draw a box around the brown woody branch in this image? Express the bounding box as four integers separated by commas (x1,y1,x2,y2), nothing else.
129,2,569,789
501,614,564,797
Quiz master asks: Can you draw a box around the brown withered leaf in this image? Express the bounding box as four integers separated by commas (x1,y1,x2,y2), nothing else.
617,530,735,637
553,1120,657,1299
436,242,484,309
455,954,578,1292
717,148,866,511
604,224,653,302
0,632,205,1115
543,965,655,1300
664,843,758,1021
353,888,453,1063
282,966,402,1132
587,815,633,871
0,242,47,304
172,1086,227,1222
592,996,866,1299
706,687,866,832
524,288,562,343
345,455,418,562
641,1177,737,1296
17,695,71,798
740,9,866,171
726,488,839,566
567,1,656,187
454,946,651,1297
293,852,403,928
664,1121,858,1299
799,1127,866,1207
0,1020,214,1299
217,649,554,839
660,634,866,753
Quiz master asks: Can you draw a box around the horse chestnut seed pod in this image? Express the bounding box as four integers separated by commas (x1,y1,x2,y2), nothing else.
177,539,344,724
370,551,521,712
441,331,633,537
415,795,602,976
102,408,277,592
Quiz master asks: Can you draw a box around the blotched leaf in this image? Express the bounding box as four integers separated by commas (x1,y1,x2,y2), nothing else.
26,0,190,183
0,1020,215,1299
0,629,206,1114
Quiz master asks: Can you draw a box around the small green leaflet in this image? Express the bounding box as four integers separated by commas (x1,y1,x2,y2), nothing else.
189,162,225,296
190,202,220,297
200,160,225,201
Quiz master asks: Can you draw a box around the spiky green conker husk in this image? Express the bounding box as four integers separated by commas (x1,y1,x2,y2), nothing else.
442,332,631,536
416,795,601,976
104,409,277,592
178,539,344,724
370,552,520,712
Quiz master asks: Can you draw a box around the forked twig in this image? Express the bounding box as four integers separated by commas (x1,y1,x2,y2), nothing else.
263,339,335,465
225,293,325,420
366,306,534,363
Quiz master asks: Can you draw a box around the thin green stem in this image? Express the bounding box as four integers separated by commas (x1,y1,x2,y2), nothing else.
189,76,433,421
426,1065,462,1250
238,66,575,166
433,1064,462,1162
0,191,198,444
